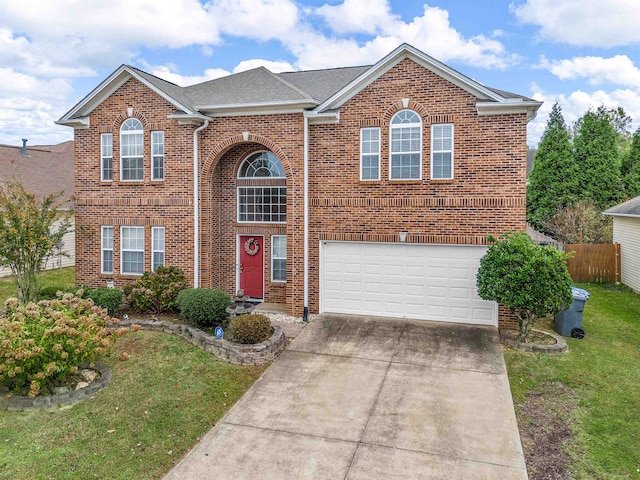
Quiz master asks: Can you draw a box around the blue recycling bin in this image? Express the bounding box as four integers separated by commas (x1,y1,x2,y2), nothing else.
554,287,590,338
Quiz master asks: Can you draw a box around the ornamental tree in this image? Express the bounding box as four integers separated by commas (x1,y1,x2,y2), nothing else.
0,178,73,303
476,233,573,343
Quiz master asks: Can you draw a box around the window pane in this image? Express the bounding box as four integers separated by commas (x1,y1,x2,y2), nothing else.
238,187,287,222
102,251,113,274
122,251,144,274
238,151,285,178
272,235,286,282
152,131,164,180
153,252,164,271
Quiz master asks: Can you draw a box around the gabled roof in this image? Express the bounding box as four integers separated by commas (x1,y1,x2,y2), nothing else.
57,43,541,127
0,141,74,207
604,196,640,218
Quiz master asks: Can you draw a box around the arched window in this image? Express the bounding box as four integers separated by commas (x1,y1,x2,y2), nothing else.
237,151,286,223
238,151,285,178
390,109,421,180
120,118,144,181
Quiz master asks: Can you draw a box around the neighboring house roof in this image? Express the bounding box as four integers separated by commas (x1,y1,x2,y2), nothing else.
604,195,640,218
57,43,542,127
0,141,74,207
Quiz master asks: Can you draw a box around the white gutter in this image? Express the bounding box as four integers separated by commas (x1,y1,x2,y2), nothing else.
303,113,310,322
193,120,209,287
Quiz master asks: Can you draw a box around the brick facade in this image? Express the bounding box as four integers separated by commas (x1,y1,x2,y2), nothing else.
72,55,528,329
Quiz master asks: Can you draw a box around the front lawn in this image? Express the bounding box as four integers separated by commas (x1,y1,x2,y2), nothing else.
505,283,640,479
0,330,267,479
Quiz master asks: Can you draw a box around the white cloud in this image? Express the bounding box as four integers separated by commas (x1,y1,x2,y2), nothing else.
526,83,640,145
315,0,396,35
212,0,300,42
233,59,295,73
511,0,640,47
310,3,519,70
540,55,640,87
147,65,231,87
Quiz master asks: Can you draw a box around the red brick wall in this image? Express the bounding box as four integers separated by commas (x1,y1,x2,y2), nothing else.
74,58,527,327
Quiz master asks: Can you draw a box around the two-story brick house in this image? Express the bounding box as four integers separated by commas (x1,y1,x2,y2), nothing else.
57,43,541,328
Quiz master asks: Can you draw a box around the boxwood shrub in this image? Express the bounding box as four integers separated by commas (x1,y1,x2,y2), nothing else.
176,288,231,328
228,314,272,344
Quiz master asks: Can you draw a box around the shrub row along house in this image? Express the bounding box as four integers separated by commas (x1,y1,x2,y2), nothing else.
57,44,541,327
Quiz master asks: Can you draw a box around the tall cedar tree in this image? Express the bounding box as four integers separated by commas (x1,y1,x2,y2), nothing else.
622,127,640,199
573,106,622,209
527,102,576,230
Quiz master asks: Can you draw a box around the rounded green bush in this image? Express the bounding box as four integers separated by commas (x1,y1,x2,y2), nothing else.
176,288,231,328
84,287,123,317
228,314,272,344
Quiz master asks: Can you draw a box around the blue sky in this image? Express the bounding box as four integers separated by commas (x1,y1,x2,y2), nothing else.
0,0,639,146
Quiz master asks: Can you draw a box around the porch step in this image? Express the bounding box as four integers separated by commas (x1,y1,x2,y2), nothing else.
253,302,287,314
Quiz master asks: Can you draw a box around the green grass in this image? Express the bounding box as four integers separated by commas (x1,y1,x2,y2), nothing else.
505,283,640,479
0,330,267,479
0,267,76,303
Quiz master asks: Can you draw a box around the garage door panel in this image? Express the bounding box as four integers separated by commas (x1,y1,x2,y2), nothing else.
321,242,497,326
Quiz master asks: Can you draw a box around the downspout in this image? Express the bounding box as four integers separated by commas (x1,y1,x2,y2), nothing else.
303,114,309,322
193,120,209,288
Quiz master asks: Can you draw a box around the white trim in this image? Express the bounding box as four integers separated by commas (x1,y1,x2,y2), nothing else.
236,234,266,299
120,226,144,275
316,44,504,114
57,65,195,125
271,235,287,283
101,226,113,274
237,151,286,179
430,123,454,180
389,109,422,180
151,226,165,272
360,127,381,181
476,101,543,121
195,99,317,114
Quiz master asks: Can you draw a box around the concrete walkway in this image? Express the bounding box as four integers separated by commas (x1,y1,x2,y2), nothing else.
164,314,528,479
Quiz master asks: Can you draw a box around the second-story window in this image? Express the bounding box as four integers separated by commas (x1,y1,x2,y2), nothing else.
390,109,422,180
101,133,113,181
151,131,164,181
120,118,144,181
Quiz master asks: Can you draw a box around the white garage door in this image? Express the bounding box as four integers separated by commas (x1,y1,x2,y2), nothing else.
320,242,497,326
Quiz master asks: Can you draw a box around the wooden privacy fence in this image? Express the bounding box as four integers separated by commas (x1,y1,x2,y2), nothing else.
564,243,621,283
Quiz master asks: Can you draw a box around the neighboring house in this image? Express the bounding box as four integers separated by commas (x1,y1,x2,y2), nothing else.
57,43,541,328
0,140,75,277
604,196,640,293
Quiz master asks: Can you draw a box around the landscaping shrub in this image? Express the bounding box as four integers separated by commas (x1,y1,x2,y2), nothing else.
38,285,77,300
176,288,231,328
228,314,272,344
0,294,123,397
123,266,187,313
83,287,123,316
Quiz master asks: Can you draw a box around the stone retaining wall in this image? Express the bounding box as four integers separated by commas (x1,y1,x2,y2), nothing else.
120,319,286,365
0,363,112,411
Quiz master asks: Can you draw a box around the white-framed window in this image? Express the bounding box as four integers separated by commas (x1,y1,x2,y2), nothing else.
101,226,113,274
390,110,422,180
151,131,164,181
121,226,144,275
238,187,287,223
100,133,113,181
271,235,286,282
120,118,144,181
237,151,287,223
431,124,454,179
360,127,380,180
151,226,165,272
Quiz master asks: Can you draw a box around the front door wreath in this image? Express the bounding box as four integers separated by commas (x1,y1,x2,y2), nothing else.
244,238,260,256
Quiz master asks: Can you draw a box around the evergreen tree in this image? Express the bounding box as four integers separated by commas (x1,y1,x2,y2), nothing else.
526,102,577,230
622,127,640,199
573,106,622,209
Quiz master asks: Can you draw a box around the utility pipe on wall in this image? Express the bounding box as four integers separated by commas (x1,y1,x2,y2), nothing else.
193,120,209,288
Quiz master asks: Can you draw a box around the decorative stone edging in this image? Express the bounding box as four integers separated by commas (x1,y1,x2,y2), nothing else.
500,328,568,354
120,319,287,366
0,363,112,411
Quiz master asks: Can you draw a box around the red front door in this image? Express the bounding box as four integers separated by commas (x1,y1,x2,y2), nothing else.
239,236,264,298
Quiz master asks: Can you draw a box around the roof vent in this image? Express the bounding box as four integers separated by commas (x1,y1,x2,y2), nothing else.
21,139,28,156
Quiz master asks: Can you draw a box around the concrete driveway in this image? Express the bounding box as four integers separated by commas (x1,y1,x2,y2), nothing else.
164,314,528,479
